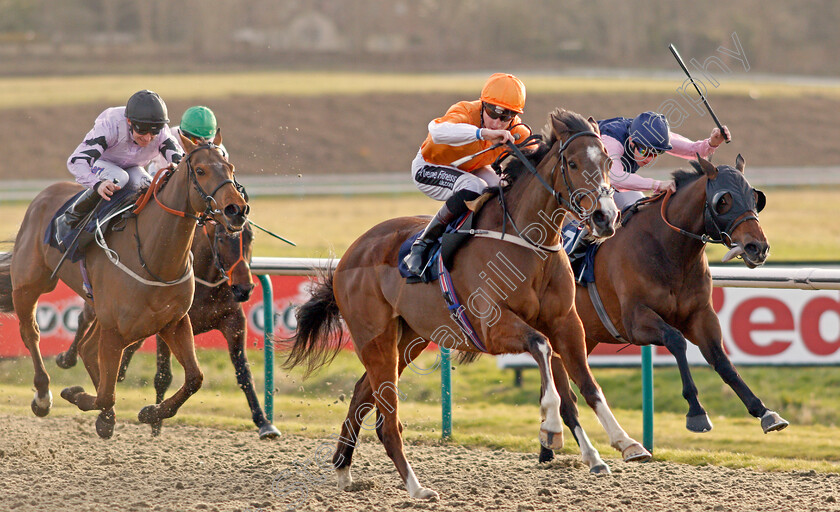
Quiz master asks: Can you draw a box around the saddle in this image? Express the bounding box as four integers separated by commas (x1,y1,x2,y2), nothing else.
398,212,475,284
45,187,139,263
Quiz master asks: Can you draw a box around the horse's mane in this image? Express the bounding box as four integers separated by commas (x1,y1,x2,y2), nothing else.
673,163,705,190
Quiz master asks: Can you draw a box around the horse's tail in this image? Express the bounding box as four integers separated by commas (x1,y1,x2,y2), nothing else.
281,267,345,377
0,250,14,313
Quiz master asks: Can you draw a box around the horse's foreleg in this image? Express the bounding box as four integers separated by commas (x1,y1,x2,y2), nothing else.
627,305,712,433
542,354,610,473
13,285,52,416
56,304,95,370
686,308,788,433
551,313,650,462
220,314,279,439
147,336,172,436
139,316,203,425
117,338,144,382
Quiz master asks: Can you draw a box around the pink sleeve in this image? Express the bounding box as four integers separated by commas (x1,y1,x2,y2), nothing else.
667,132,715,160
602,135,660,192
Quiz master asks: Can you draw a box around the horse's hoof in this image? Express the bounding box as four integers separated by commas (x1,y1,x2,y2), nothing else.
60,386,85,405
151,421,163,437
259,424,281,439
336,467,352,490
138,405,158,424
96,410,116,439
590,463,611,474
761,410,789,433
538,447,555,463
539,428,564,450
686,413,713,433
411,487,439,500
55,351,77,369
622,443,652,463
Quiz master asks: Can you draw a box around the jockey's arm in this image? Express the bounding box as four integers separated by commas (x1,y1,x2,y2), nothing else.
428,119,482,147
666,131,716,160
602,135,663,192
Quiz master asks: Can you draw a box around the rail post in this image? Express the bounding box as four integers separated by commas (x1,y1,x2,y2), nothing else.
258,274,275,423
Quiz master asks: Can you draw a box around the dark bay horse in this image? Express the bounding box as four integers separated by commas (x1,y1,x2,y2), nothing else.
55,220,280,438
284,109,650,500
541,154,785,463
0,132,248,438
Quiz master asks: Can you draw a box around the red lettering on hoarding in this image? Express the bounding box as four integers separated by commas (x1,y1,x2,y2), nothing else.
800,297,840,356
730,298,793,356
712,287,724,313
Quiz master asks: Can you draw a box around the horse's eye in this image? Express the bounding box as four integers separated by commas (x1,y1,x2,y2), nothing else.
568,161,577,169
714,193,730,214
195,166,205,176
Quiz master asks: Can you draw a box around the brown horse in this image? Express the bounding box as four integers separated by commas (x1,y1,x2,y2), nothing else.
0,132,248,438
283,109,650,500
540,154,785,463
55,220,280,438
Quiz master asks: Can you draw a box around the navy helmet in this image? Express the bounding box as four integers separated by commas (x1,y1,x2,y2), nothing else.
629,111,672,152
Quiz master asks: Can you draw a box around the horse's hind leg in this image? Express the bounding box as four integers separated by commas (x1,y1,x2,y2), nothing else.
117,338,144,382
146,336,172,436
551,314,651,462
220,313,280,439
12,284,54,417
138,316,203,426
540,354,610,474
687,308,788,433
355,320,437,500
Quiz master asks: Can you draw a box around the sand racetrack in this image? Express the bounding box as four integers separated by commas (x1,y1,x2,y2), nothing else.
1,412,836,512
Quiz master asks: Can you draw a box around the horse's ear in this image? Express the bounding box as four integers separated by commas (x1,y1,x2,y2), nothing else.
179,131,195,153
587,116,600,135
213,127,223,147
550,110,568,140
735,153,746,173
696,153,718,179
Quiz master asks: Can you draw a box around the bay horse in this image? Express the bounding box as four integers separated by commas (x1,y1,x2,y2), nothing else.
55,220,281,438
540,154,787,463
283,109,650,500
0,132,248,438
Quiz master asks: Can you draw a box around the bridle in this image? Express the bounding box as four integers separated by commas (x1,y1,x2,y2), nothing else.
660,166,765,247
504,132,613,222
200,222,254,287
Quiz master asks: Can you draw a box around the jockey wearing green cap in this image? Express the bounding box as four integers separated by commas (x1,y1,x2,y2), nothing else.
149,105,228,174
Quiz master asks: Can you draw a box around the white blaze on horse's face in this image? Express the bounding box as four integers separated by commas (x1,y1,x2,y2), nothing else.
583,142,619,239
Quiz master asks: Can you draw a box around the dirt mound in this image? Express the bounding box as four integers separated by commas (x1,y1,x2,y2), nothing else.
0,412,834,511
4,92,839,182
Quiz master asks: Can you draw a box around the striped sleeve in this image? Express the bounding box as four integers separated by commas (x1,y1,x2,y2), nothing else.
67,117,117,188
159,129,184,164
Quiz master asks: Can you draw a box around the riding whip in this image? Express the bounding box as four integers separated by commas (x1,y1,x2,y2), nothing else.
248,219,296,246
668,43,730,144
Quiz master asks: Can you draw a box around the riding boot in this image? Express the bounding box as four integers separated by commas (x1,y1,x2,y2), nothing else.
404,203,457,276
562,222,591,283
55,187,102,252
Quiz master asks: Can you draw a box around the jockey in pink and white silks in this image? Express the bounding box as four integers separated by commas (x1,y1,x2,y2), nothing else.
56,90,183,250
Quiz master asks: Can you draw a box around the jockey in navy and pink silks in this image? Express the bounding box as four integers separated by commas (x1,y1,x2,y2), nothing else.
55,89,183,249
598,111,730,209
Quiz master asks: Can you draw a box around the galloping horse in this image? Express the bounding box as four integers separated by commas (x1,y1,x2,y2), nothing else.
0,132,248,438
541,154,785,463
284,109,650,500
54,221,280,438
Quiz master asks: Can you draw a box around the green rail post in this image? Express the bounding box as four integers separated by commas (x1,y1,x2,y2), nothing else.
440,346,452,439
258,274,275,423
641,345,654,452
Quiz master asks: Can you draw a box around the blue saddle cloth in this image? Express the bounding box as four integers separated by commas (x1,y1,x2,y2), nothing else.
560,224,599,286
44,187,136,263
398,214,471,283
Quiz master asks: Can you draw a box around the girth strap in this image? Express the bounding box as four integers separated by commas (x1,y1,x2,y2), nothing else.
586,281,628,343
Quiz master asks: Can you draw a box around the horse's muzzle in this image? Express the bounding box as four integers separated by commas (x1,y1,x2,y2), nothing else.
231,283,255,302
588,207,618,239
223,203,250,231
743,241,770,268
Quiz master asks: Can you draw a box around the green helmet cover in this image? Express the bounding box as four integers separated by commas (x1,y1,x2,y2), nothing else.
180,106,217,140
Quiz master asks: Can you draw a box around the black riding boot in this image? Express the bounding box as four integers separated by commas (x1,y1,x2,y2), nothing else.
563,222,591,283
403,203,456,276
55,188,101,251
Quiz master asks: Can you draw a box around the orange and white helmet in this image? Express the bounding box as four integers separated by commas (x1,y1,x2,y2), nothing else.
480,73,526,113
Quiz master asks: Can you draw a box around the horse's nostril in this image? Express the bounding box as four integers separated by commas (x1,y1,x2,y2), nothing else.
224,204,243,218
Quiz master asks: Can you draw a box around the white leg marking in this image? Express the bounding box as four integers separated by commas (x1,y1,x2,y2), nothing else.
34,389,52,409
591,392,637,452
574,425,607,470
535,342,563,435
404,462,438,499
336,467,352,490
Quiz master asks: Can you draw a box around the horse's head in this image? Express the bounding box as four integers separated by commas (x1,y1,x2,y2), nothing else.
179,130,249,233
543,109,619,239
693,154,769,268
207,219,255,302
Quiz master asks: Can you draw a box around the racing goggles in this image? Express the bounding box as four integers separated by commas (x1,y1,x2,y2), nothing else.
483,104,517,122
130,122,164,136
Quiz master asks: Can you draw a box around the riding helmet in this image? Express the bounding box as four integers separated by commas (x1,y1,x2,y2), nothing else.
180,106,217,140
480,73,526,114
629,111,672,151
125,90,169,125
